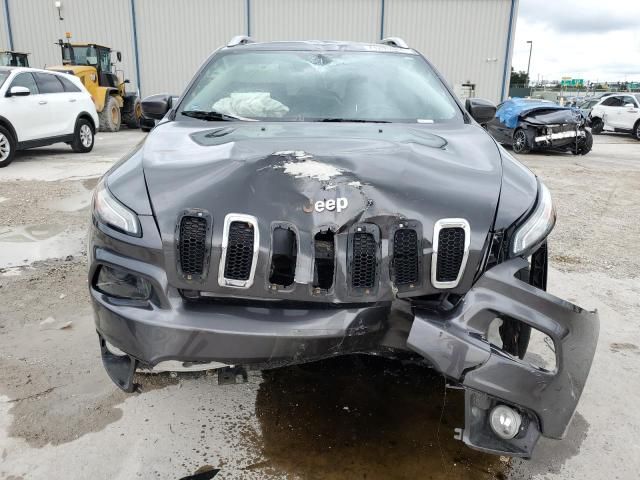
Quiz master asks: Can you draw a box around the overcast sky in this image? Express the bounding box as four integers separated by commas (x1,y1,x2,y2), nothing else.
511,0,640,83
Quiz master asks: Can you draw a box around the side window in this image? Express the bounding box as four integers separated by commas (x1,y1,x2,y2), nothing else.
10,72,39,94
33,72,65,94
622,96,637,107
609,97,624,107
58,75,81,93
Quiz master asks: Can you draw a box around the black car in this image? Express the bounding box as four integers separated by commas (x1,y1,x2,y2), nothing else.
486,98,593,155
88,37,598,458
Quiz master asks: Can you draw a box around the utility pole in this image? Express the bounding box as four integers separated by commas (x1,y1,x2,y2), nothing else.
526,40,533,86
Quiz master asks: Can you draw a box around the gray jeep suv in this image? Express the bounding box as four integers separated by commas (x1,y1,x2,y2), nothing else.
88,36,598,458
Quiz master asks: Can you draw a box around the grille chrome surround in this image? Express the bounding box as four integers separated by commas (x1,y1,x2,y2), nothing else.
431,218,470,289
218,213,260,289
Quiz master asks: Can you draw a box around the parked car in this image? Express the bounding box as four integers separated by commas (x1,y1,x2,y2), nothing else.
0,66,98,167
89,37,598,458
485,98,592,154
577,97,601,117
589,93,640,140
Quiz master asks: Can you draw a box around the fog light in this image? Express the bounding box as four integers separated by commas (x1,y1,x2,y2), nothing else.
95,265,151,300
489,405,522,440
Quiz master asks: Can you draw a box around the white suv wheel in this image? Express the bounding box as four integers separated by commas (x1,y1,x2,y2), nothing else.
80,124,93,148
0,133,10,162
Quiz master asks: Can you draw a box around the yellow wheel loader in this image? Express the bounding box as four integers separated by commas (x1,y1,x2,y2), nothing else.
48,37,141,131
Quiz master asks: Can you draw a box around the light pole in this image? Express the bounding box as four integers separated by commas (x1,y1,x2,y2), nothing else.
526,40,533,86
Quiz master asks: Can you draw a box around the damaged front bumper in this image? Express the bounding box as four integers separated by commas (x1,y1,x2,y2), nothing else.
91,251,598,457
408,257,599,456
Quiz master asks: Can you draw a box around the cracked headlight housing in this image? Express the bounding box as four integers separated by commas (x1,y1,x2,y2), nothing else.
93,179,141,237
511,181,556,256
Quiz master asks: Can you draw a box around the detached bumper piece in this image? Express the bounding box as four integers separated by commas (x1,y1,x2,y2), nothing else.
407,257,599,457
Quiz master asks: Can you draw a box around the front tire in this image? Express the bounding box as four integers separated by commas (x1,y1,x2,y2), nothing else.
512,128,530,154
123,97,142,129
98,96,121,132
71,118,94,153
573,129,593,155
591,117,603,134
633,120,640,141
0,126,16,168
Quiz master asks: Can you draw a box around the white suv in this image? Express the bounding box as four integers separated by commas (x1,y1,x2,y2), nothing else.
0,66,99,167
590,93,640,140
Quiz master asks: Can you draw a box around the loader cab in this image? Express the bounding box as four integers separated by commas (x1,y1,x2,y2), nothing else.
60,42,119,89
0,51,29,67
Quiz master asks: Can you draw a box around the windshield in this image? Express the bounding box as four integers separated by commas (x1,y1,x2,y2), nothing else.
63,45,98,66
179,51,462,123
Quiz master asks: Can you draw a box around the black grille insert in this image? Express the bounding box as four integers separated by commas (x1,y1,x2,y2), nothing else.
351,232,377,289
436,227,465,283
269,227,297,287
393,229,419,286
224,221,255,281
179,216,207,276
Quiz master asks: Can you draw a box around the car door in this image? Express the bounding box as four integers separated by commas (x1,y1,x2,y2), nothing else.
618,95,639,131
485,103,512,143
3,72,49,142
601,96,624,129
32,72,73,138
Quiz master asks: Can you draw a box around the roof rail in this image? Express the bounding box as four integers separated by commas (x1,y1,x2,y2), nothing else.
379,37,409,49
227,36,255,47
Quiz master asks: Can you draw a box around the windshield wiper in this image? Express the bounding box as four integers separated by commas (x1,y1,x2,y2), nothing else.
181,110,254,122
316,118,391,123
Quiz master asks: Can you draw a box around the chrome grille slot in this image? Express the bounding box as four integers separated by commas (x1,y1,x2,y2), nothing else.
431,219,470,289
218,214,259,288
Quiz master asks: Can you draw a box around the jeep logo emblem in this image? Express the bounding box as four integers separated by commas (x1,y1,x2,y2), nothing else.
303,197,348,213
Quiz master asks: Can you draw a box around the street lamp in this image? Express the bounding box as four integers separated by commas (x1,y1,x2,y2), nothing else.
526,40,533,86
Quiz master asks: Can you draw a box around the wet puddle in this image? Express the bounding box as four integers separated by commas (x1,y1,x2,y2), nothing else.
0,224,84,268
251,356,509,479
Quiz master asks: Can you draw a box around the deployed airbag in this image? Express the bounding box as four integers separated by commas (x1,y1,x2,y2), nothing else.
213,92,289,118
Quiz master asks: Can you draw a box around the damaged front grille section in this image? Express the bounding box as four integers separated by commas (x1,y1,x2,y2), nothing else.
432,219,470,289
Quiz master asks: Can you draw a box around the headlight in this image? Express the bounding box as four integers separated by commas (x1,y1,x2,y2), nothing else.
92,179,141,236
511,181,556,256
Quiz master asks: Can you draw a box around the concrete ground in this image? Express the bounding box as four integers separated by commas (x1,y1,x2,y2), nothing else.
0,131,639,479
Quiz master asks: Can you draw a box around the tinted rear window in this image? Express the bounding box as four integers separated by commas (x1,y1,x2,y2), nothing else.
58,75,81,92
34,72,65,94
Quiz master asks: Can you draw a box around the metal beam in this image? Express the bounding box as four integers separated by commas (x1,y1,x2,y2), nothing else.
500,0,517,101
379,0,385,40
3,0,13,51
129,0,142,95
246,0,251,36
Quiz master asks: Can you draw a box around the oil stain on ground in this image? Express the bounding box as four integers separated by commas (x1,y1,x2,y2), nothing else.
251,356,509,480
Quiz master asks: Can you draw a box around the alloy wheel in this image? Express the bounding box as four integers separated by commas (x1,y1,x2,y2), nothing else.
513,130,527,153
80,124,93,148
0,134,10,161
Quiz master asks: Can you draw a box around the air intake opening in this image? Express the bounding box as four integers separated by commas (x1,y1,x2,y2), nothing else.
269,227,297,287
313,229,335,290
179,215,207,277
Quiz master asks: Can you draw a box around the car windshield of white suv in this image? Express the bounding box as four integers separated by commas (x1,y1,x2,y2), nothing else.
180,51,462,123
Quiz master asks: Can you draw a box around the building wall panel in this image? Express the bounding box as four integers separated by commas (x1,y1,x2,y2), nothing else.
8,0,136,86
135,0,245,96
252,0,381,43
384,0,514,101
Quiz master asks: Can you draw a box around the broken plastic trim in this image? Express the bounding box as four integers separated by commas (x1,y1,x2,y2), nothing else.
99,335,138,393
313,228,335,291
269,226,297,287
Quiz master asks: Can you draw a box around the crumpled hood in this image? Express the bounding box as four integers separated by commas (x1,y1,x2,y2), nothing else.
141,121,503,299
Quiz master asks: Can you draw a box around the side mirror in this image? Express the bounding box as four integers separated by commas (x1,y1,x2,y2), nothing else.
624,103,635,108
7,86,30,97
141,93,174,120
123,79,130,84
465,98,497,125
116,51,122,62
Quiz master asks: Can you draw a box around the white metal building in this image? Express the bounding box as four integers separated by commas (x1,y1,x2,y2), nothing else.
0,0,518,103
